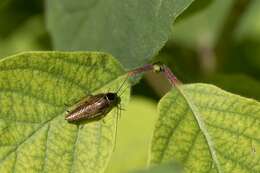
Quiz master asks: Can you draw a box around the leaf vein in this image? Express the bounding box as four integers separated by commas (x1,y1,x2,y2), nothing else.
69,127,80,173
41,123,51,173
0,110,63,165
205,122,260,143
178,88,223,173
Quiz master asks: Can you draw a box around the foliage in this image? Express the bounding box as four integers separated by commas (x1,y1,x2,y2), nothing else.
151,84,260,172
0,52,130,173
46,0,194,69
0,0,260,173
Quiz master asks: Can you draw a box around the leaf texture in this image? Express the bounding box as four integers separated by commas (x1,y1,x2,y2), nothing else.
150,84,260,173
0,51,130,173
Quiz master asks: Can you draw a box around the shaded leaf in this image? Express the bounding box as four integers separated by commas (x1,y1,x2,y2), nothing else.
0,51,130,173
204,74,260,101
151,84,260,173
176,0,214,22
215,39,260,81
46,0,194,69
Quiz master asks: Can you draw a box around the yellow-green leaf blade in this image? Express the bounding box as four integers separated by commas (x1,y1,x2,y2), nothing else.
130,162,182,173
0,51,130,173
150,84,260,173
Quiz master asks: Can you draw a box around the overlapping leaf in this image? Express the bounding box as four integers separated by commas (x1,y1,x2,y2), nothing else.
46,0,194,68
0,52,130,173
151,84,260,173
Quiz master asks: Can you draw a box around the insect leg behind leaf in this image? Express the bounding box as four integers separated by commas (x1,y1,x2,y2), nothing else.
113,104,120,151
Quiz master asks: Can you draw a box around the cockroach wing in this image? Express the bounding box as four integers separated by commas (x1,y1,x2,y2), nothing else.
68,94,103,109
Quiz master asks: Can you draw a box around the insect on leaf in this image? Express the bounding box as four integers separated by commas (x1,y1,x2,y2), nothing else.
0,51,130,173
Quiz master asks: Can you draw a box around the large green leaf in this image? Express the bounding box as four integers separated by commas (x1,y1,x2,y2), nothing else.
150,84,260,173
46,0,194,69
0,52,130,173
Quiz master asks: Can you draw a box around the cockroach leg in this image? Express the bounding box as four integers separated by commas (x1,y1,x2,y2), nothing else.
64,103,69,107
102,119,106,124
76,124,84,129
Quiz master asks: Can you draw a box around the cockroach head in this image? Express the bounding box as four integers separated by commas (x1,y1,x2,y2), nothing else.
106,92,121,105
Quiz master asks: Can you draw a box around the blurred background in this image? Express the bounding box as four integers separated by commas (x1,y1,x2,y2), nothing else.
0,0,259,172
1,0,259,101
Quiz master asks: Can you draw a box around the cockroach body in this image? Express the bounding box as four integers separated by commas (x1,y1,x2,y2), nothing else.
65,92,121,123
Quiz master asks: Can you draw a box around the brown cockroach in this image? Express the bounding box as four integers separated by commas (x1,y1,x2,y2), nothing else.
65,76,128,123
65,92,121,123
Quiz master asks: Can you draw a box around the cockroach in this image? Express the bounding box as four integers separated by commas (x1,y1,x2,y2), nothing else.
65,76,128,123
65,92,122,123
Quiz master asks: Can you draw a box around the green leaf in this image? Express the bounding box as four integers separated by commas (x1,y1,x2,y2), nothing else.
130,162,183,173
176,0,214,22
0,51,130,173
46,0,194,69
150,84,260,173
106,97,157,173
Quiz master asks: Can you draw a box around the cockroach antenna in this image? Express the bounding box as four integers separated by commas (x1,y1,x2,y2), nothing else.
115,74,130,95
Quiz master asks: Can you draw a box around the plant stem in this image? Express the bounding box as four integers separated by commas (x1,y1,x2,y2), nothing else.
161,65,181,87
127,64,155,77
127,63,181,88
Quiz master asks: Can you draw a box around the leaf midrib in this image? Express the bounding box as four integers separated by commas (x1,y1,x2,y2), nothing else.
176,86,223,173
